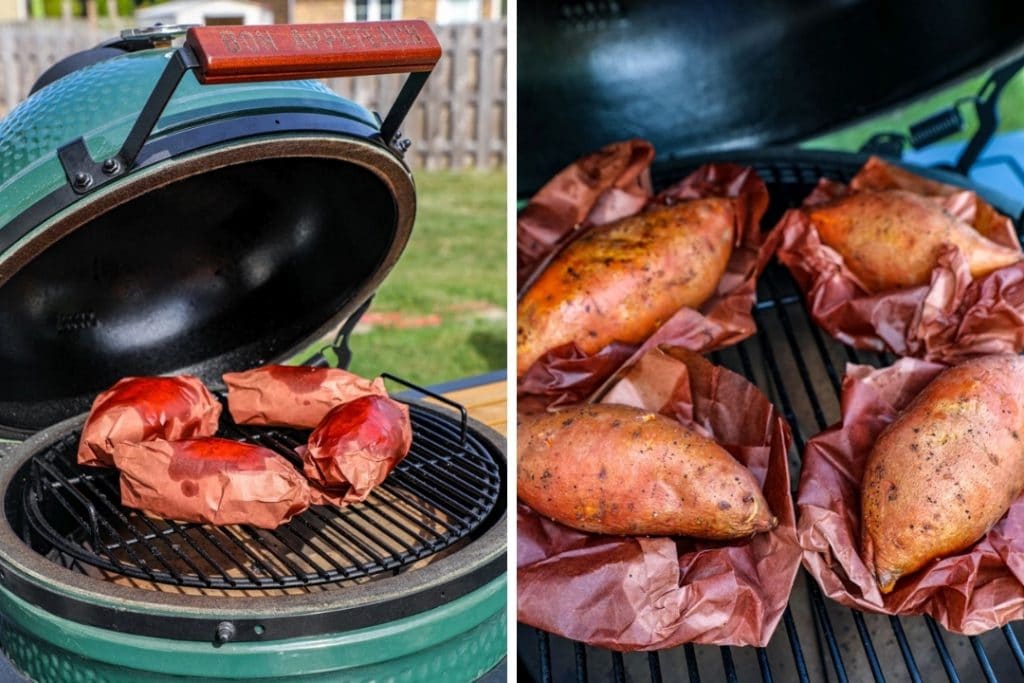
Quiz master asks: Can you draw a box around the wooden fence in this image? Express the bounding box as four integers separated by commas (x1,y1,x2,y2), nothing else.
0,19,506,169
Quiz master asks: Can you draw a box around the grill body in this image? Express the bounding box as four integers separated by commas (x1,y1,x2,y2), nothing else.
0,577,504,682
519,148,1024,682
0,399,507,681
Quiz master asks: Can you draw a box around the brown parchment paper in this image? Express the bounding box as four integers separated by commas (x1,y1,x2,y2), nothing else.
299,395,412,505
774,156,1024,364
517,348,800,649
797,359,1024,633
78,376,222,468
518,139,655,288
518,142,772,413
113,438,310,529
223,365,387,429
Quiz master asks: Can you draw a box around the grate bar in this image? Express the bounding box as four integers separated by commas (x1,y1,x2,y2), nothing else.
647,652,663,683
756,647,773,683
889,616,923,683
538,630,553,683
1002,625,1024,676
684,643,700,683
720,646,739,683
970,636,998,683
852,612,885,682
611,651,625,683
573,641,588,683
782,608,811,683
925,616,961,683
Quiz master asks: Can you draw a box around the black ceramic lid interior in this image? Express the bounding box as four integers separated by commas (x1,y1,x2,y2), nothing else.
518,0,1024,194
0,135,415,438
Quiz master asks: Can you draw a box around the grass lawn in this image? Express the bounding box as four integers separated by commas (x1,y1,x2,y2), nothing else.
293,169,507,388
803,71,1024,152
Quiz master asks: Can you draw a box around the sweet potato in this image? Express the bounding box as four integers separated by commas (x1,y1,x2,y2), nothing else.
809,190,1021,292
78,376,222,468
861,354,1024,593
518,403,776,538
517,200,735,376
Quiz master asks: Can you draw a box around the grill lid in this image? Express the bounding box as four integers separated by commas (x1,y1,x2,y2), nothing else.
0,22,441,438
517,0,1024,194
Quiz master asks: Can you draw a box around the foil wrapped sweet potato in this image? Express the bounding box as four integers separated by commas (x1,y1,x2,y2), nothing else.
113,438,310,529
78,376,222,468
301,395,412,505
808,189,1021,292
223,365,387,429
517,200,735,376
861,354,1024,593
518,402,776,538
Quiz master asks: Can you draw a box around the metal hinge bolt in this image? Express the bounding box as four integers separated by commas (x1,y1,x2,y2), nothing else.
101,158,121,175
72,172,93,190
215,621,236,643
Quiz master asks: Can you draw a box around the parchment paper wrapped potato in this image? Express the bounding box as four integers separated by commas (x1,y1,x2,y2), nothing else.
301,395,412,505
775,156,1024,361
518,402,776,539
798,357,1024,633
861,354,1024,593
516,142,770,410
223,365,387,429
113,438,310,529
518,348,800,650
808,190,1020,292
517,200,735,375
78,376,221,468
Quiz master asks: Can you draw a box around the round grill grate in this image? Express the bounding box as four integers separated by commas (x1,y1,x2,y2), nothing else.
15,400,503,590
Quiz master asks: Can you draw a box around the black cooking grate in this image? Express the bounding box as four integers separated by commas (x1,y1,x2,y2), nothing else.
16,388,502,591
520,152,1024,682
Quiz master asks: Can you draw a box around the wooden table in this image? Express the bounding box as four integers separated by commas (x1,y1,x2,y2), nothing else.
439,377,508,435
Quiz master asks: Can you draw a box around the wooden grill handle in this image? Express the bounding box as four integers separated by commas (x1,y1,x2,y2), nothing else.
185,21,442,85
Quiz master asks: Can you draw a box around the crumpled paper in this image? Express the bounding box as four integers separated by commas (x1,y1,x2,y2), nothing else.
517,348,799,649
223,365,387,429
774,156,1024,363
517,141,771,413
78,376,222,468
113,438,311,529
299,395,412,505
797,359,1024,634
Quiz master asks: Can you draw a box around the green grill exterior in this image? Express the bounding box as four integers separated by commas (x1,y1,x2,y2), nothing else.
0,48,378,230
0,576,506,682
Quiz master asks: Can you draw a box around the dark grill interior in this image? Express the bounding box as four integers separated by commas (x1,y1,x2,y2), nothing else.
520,153,1024,682
9,395,502,593
0,156,398,434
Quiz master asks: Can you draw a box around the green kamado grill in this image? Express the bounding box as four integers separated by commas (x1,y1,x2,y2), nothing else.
0,21,506,682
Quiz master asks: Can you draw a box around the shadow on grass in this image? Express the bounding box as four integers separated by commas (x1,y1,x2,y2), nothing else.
470,329,506,370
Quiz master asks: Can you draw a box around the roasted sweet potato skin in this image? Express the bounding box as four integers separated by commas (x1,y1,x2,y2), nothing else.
518,403,776,538
810,190,1021,292
861,354,1024,593
517,200,735,376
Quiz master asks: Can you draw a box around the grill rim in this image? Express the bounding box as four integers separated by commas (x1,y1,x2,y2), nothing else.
0,400,507,642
